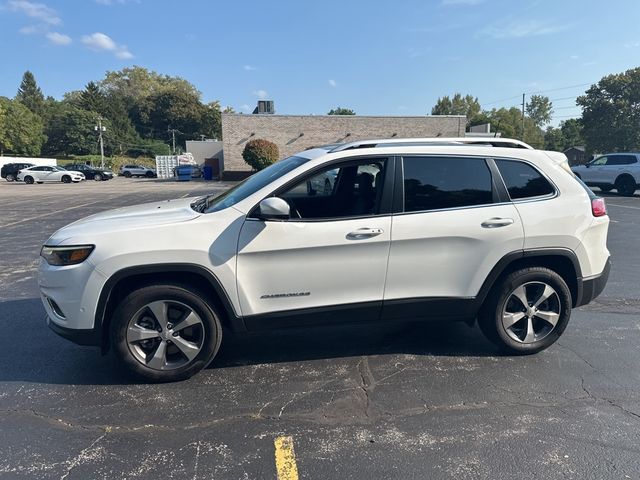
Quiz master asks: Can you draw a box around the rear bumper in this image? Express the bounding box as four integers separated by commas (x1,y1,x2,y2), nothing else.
575,257,611,307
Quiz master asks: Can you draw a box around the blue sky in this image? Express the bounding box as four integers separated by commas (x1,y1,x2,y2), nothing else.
1,0,639,124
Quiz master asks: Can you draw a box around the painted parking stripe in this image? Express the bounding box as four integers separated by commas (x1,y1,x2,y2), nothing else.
607,203,640,210
274,436,299,480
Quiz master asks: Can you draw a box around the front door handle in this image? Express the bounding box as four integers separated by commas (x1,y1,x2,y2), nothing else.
481,217,514,228
347,227,384,239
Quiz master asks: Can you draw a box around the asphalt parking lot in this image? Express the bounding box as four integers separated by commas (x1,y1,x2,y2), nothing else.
0,177,639,479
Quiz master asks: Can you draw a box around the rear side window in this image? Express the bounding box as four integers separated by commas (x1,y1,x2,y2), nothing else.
610,154,638,165
402,156,493,212
495,159,555,200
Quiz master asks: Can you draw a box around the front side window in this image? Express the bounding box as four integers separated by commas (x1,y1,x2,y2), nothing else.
278,160,386,219
591,156,608,166
200,155,310,213
495,159,555,200
402,156,493,212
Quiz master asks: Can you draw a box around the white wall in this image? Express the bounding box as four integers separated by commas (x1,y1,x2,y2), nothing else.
0,157,57,169
185,141,223,170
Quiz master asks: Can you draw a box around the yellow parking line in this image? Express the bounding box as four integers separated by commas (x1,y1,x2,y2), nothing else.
274,436,299,480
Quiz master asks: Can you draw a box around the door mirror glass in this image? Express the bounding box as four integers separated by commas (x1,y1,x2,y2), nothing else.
258,197,290,220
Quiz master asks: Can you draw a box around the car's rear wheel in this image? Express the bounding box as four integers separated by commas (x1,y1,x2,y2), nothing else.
24,176,34,184
6,173,15,182
478,267,572,355
123,171,132,178
111,284,222,382
94,173,102,181
615,175,637,197
61,175,71,184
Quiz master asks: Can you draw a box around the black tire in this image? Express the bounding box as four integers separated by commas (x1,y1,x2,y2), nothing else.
94,173,102,181
6,173,15,182
615,175,637,197
24,176,34,184
111,284,222,382
478,267,572,355
145,171,155,178
123,171,132,178
61,175,71,184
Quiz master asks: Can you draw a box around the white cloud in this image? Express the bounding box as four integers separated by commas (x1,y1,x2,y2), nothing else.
252,89,268,99
18,24,40,34
328,79,337,87
243,64,257,71
442,0,484,5
480,20,567,39
7,0,60,25
81,32,134,59
46,31,71,45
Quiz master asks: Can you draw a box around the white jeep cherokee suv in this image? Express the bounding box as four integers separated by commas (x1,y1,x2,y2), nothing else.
571,152,639,196
39,138,611,382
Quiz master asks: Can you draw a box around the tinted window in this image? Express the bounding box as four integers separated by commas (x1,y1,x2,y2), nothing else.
495,159,555,199
610,154,637,165
402,157,493,212
280,161,385,219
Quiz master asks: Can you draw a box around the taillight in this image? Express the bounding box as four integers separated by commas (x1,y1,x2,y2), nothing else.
591,197,607,217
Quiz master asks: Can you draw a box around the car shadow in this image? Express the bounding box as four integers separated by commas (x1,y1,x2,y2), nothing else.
0,297,499,386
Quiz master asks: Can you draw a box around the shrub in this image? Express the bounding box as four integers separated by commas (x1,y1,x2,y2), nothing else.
242,139,279,171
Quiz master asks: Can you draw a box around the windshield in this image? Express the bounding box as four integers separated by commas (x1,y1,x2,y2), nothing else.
193,155,310,213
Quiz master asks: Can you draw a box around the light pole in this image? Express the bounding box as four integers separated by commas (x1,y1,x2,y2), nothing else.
94,117,106,169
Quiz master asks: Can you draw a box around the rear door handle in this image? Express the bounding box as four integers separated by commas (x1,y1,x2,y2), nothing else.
481,217,514,228
347,227,384,239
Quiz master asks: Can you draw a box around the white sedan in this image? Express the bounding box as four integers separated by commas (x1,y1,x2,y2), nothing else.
17,166,85,184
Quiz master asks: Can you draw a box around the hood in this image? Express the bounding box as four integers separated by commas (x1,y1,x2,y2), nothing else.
47,197,202,245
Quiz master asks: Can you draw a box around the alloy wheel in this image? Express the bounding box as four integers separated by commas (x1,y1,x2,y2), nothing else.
126,300,205,371
501,281,561,344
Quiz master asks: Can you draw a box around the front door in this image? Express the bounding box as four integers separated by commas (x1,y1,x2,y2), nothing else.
236,157,393,328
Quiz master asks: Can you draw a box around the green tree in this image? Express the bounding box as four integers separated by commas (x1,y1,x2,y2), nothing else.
42,102,100,156
222,106,236,114
0,97,46,155
242,139,279,170
526,95,553,128
577,67,640,152
431,93,481,125
485,107,544,149
16,71,45,116
327,107,356,115
79,81,106,113
544,127,564,151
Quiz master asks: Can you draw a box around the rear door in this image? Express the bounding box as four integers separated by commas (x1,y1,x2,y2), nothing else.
383,155,524,320
236,157,394,327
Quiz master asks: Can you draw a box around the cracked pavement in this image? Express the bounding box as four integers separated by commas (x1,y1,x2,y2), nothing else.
0,180,639,479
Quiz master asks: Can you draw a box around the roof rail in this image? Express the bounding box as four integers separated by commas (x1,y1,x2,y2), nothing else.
329,137,534,152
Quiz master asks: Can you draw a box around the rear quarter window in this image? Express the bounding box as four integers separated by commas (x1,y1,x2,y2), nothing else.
495,159,555,200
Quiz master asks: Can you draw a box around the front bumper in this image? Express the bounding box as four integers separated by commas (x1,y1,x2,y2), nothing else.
46,315,100,346
575,257,611,307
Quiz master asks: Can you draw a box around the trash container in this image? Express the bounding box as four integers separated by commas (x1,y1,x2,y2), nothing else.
202,165,213,181
176,165,192,181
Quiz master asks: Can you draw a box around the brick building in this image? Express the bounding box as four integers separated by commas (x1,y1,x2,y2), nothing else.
221,113,466,177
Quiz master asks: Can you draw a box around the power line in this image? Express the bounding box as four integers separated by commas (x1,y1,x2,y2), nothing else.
483,80,596,108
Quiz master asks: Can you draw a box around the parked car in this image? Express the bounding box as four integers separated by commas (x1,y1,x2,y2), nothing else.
572,153,639,196
120,164,156,178
65,164,114,181
39,137,610,382
1,162,35,182
18,165,85,184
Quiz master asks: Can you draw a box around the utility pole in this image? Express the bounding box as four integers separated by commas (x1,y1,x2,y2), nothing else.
168,128,178,154
94,117,106,169
521,93,526,142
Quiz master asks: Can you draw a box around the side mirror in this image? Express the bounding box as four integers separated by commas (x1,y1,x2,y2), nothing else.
585,164,591,168
257,197,290,221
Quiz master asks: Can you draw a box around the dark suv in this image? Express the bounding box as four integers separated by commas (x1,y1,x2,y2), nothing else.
64,164,114,181
1,163,35,182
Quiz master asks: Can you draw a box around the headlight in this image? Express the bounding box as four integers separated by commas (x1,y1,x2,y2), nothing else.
40,245,94,266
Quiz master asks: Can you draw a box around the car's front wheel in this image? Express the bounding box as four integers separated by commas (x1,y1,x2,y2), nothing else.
145,171,155,178
94,173,102,181
478,267,572,355
61,175,71,183
111,284,222,382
